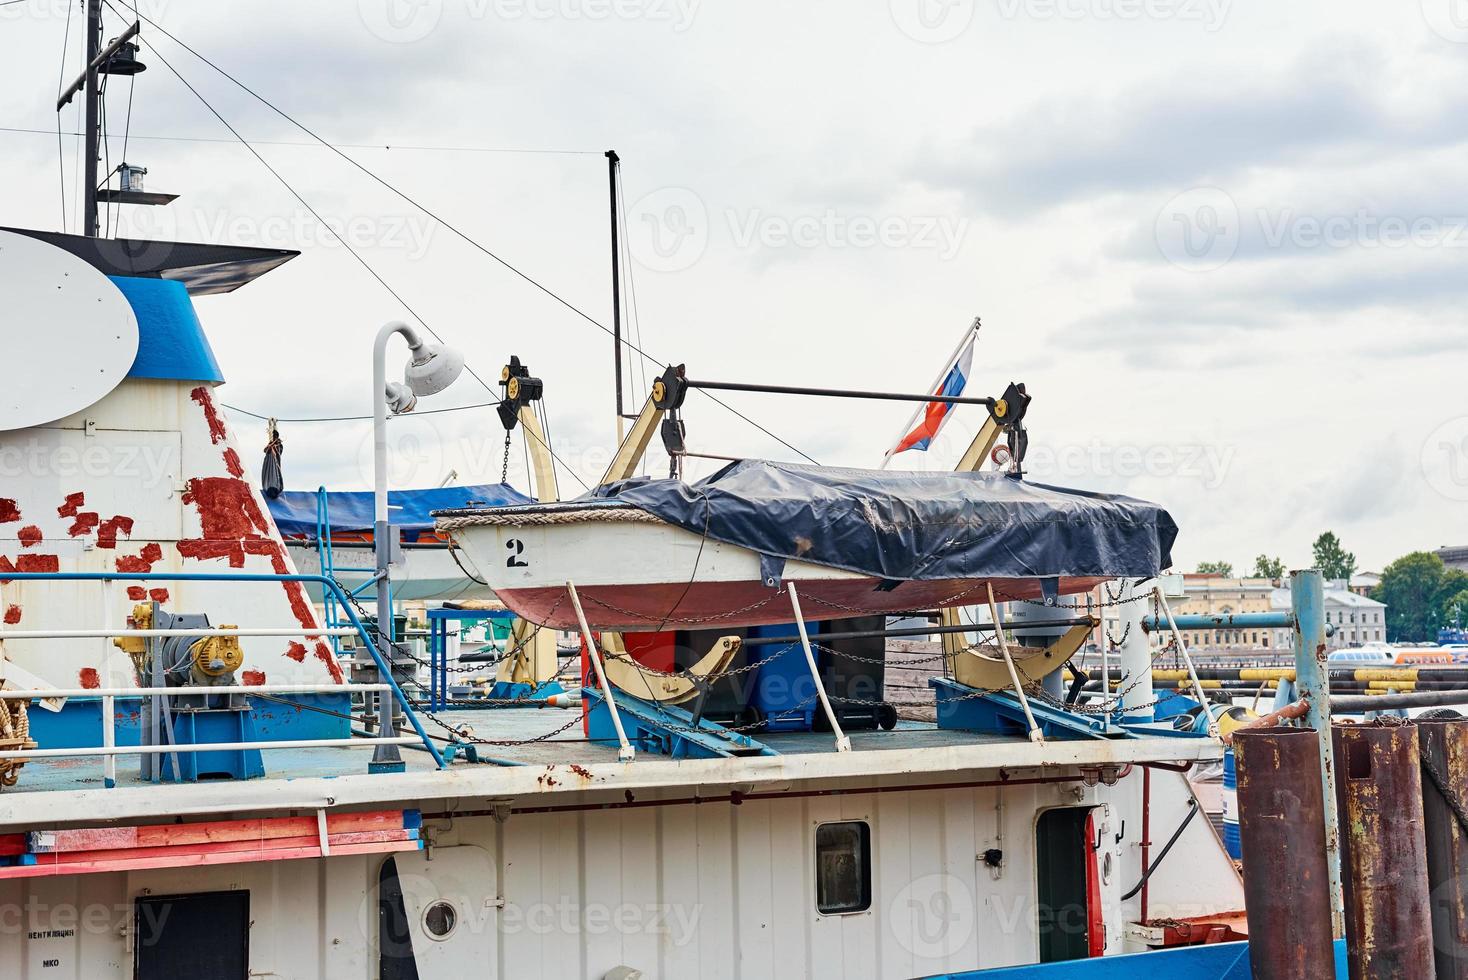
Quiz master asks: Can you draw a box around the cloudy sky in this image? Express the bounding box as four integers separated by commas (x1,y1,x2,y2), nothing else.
4,0,1467,574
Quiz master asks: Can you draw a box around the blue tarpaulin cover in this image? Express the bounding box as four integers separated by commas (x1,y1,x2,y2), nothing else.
592,460,1177,582
270,484,533,542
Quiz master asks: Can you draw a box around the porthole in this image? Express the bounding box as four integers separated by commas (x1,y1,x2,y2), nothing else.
423,900,458,941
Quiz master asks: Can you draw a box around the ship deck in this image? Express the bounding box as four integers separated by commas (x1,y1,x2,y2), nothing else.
0,706,1223,830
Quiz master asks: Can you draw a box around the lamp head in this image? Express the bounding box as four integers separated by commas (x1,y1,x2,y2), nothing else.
385,381,418,415
404,342,465,397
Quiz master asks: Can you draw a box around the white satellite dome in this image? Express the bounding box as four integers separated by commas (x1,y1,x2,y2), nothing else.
0,229,140,431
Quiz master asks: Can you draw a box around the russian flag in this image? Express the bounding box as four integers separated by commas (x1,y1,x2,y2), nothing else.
887,334,975,456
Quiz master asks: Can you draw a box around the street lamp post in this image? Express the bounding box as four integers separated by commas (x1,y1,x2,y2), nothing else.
370,321,465,773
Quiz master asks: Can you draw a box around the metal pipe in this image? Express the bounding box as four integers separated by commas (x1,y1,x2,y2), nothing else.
371,320,424,773
1141,612,1299,631
101,694,116,789
0,683,388,700
1233,726,1336,980
1293,569,1344,936
1116,579,1154,723
683,378,997,408
606,149,624,440
1219,699,1311,744
567,580,635,762
737,616,1095,647
81,0,102,236
0,628,359,639
986,583,1042,742
789,583,851,752
1153,585,1215,737
1418,719,1468,978
0,736,420,761
56,18,140,109
1333,723,1434,979
1333,690,1468,711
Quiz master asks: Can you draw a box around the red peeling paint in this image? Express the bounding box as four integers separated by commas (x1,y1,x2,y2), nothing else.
176,477,323,642
17,526,42,548
191,386,228,445
242,670,267,686
0,499,19,523
96,515,136,549
12,554,59,573
3,605,20,625
149,588,170,603
314,642,344,684
223,447,245,479
284,642,307,662
57,492,85,518
127,587,148,600
115,543,163,574
68,513,100,537
78,668,101,689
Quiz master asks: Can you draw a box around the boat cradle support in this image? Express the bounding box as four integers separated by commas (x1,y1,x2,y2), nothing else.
929,677,1140,740
582,686,778,760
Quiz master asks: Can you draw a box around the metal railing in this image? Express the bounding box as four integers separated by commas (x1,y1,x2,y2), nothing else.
0,570,447,771
0,683,413,788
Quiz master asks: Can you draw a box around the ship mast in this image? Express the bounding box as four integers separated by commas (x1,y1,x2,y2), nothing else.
56,1,168,238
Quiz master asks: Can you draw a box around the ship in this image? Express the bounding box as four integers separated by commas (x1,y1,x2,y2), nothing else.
8,6,1448,980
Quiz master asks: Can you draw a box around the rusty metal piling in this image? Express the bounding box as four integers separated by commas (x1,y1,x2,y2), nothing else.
1334,723,1434,980
1419,719,1468,978
1234,726,1337,980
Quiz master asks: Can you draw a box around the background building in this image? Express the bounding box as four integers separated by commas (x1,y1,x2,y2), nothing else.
1148,575,1387,652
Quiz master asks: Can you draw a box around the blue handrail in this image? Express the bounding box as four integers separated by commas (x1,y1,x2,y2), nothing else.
314,486,343,655
0,570,446,769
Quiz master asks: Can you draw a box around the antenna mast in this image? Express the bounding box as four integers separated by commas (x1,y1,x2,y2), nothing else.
606,149,625,442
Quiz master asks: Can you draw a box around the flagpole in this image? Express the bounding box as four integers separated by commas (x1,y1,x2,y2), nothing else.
878,315,982,469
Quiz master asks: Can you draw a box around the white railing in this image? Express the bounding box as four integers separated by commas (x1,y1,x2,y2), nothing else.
0,684,406,787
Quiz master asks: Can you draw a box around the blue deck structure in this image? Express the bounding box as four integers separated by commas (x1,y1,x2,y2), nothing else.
930,939,1347,979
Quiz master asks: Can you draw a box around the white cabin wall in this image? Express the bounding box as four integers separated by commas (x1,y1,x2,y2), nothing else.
0,769,1242,979
0,377,341,692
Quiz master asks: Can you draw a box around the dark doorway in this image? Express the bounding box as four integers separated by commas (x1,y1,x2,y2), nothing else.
1035,807,1093,962
134,890,248,979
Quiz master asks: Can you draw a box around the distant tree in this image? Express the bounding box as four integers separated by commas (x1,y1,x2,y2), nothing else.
1375,552,1446,642
1253,555,1286,579
1196,560,1234,577
1312,532,1357,583
1445,589,1468,628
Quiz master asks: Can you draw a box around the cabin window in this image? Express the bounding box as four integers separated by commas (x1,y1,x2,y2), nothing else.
815,821,872,914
